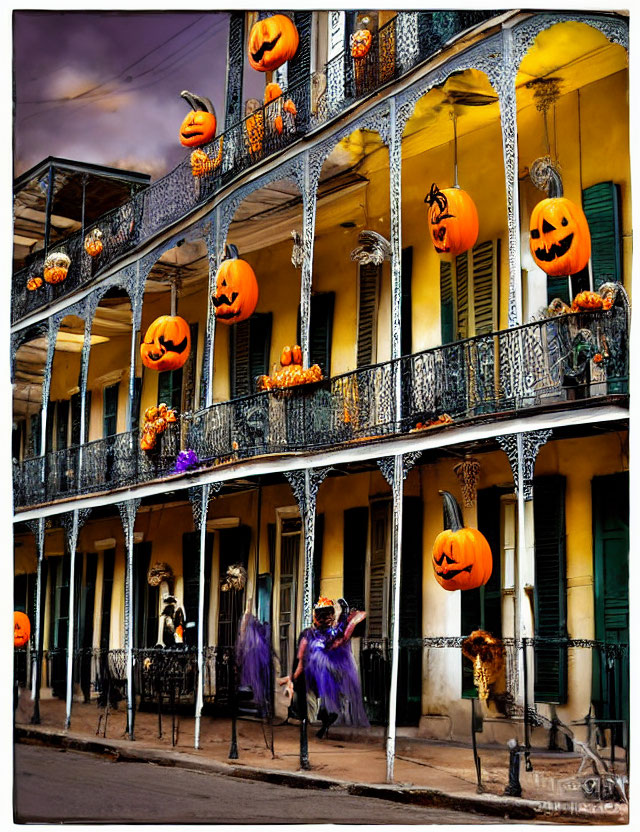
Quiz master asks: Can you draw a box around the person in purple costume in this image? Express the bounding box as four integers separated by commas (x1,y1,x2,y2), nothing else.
281,596,369,738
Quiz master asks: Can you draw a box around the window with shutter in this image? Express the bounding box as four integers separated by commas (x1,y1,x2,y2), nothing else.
157,368,183,411
401,247,413,356
30,412,41,456
455,251,469,339
131,377,143,431
357,264,379,368
472,240,499,336
313,514,324,604
182,531,214,648
134,542,157,648
583,181,622,289
398,495,423,725
367,501,389,639
343,506,368,637
230,313,272,398
103,383,119,437
56,399,69,450
70,392,81,446
533,475,567,704
181,323,199,414
99,548,115,650
440,261,454,345
461,487,503,697
298,293,335,376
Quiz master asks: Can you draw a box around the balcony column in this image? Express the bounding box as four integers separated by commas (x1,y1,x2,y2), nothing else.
117,498,141,739
126,264,144,432
377,451,421,784
299,153,320,369
204,213,221,409
389,96,403,426
285,466,330,769
62,508,92,729
25,518,45,724
496,430,551,761
497,27,523,328
188,483,219,749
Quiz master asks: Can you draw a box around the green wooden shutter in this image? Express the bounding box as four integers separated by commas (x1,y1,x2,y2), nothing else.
455,251,469,339
103,383,119,437
440,261,454,345
313,514,324,604
182,531,214,648
368,502,388,639
99,548,115,650
461,486,502,697
533,476,567,704
547,275,571,306
157,368,183,411
398,496,423,726
181,322,199,414
472,240,498,336
582,181,622,289
131,377,143,431
401,247,413,356
231,313,272,398
357,264,379,368
299,293,335,376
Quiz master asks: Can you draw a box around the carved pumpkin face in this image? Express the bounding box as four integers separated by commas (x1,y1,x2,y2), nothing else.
529,197,591,276
140,315,191,372
432,491,492,591
351,29,372,58
425,184,479,256
180,110,217,148
212,246,259,325
248,14,299,72
14,611,31,648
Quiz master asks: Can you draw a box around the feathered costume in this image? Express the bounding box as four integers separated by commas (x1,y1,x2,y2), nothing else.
296,597,369,732
235,612,272,715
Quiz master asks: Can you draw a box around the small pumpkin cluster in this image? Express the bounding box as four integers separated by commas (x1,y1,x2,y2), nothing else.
140,403,177,451
257,345,322,391
413,414,453,431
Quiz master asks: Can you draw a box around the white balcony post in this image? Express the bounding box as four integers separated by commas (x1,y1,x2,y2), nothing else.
300,153,319,370
64,511,79,729
118,499,140,740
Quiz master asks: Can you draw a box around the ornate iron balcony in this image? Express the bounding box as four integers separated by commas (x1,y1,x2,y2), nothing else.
12,11,498,324
13,308,628,511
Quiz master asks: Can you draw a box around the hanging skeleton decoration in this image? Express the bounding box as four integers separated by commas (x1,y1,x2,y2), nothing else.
461,630,505,700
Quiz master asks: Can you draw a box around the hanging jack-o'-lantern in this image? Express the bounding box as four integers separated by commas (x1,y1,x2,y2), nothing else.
140,315,191,372
26,276,43,291
248,14,299,72
350,28,373,58
84,228,103,257
529,164,591,277
212,245,259,325
179,90,217,148
43,252,71,284
432,491,492,591
14,611,31,648
424,184,479,256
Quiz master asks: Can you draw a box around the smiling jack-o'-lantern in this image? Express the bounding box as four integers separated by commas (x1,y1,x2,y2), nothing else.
212,245,259,325
248,14,299,72
432,491,492,591
140,315,191,372
14,611,31,648
424,184,479,256
529,164,591,276
179,90,217,148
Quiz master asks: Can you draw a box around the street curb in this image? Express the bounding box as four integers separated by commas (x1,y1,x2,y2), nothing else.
15,726,627,824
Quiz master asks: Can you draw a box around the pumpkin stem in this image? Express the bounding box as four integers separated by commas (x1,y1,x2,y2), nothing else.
529,156,564,198
439,490,464,532
225,244,240,261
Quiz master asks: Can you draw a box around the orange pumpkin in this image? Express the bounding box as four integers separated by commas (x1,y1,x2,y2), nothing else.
179,90,217,148
571,290,603,311
212,245,259,325
280,346,292,366
26,276,43,291
291,344,302,365
530,196,591,277
14,611,31,648
43,252,71,284
84,228,103,257
248,14,299,72
432,491,492,591
351,29,373,58
140,315,191,372
425,184,479,256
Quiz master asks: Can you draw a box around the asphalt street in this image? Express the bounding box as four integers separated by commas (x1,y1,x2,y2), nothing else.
14,743,502,825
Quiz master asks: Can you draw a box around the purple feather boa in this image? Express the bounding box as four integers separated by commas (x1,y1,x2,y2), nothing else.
235,612,272,713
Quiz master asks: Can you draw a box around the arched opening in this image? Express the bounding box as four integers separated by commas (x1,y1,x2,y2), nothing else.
516,21,629,318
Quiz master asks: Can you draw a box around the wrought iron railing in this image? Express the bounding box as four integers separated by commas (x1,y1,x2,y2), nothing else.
12,309,628,509
12,11,499,324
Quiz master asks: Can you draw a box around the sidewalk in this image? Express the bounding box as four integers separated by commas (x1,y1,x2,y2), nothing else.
14,696,628,824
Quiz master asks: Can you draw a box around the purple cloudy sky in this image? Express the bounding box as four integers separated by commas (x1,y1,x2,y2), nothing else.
13,11,264,180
